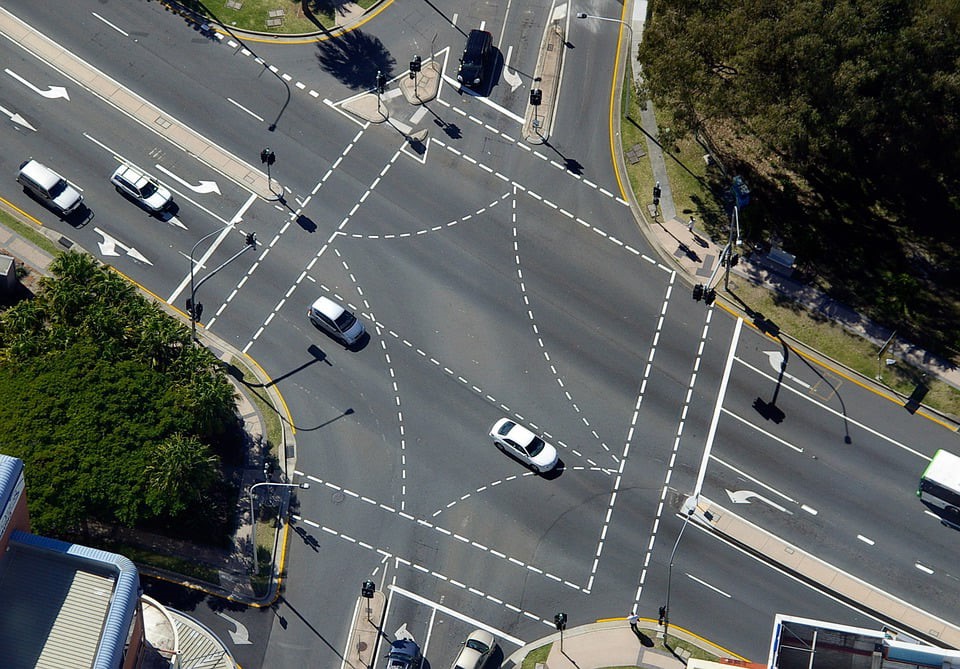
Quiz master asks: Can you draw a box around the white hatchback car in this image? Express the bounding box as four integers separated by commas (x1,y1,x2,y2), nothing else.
308,296,365,346
451,629,496,669
489,418,558,473
110,164,173,212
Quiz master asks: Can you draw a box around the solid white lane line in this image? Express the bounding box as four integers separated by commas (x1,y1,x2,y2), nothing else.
686,573,732,598
389,585,527,646
720,407,804,452
693,317,744,498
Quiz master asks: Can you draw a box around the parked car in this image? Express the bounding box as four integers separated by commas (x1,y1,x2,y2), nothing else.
385,638,422,669
489,418,558,473
457,29,492,89
17,159,83,215
451,629,497,669
307,295,365,346
110,164,173,212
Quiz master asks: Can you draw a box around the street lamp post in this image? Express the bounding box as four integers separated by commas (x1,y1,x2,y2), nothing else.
188,229,257,341
723,177,749,291
663,504,695,638
250,481,310,576
576,12,635,113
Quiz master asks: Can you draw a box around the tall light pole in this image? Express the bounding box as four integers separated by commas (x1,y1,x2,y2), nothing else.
663,504,695,638
576,12,635,114
723,176,749,291
250,481,309,576
188,229,257,341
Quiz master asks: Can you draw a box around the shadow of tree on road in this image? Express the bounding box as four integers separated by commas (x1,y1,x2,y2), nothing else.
315,30,395,90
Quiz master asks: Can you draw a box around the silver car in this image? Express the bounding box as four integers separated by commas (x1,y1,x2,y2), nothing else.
308,296,365,346
451,629,496,669
489,418,558,473
110,164,173,212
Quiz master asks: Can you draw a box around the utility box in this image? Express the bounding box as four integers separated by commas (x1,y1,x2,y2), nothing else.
0,254,18,293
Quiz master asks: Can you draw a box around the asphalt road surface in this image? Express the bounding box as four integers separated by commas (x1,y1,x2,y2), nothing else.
2,1,958,666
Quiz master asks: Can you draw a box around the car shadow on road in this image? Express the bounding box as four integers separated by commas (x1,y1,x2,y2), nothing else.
541,460,565,480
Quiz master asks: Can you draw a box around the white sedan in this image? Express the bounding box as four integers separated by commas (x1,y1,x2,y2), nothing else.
489,418,558,473
450,629,497,669
110,164,173,213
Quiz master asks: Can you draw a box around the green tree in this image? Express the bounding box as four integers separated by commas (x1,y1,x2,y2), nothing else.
0,251,241,539
145,433,220,517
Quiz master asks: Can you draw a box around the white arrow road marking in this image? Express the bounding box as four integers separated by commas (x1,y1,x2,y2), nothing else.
764,350,811,388
94,227,153,265
725,488,789,513
502,45,522,92
0,103,36,131
154,164,221,195
5,68,69,100
394,623,414,642
165,215,187,230
214,611,252,645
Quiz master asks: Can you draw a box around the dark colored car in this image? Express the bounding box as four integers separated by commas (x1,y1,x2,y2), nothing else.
457,29,492,89
385,638,422,669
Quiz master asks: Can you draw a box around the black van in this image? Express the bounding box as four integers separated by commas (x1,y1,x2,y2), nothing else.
457,29,493,89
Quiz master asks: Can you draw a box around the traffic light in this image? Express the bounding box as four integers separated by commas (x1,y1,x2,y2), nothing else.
554,612,567,631
376,71,386,94
692,284,704,301
246,232,257,247
653,182,662,202
260,148,275,166
704,288,716,305
185,298,194,318
529,88,542,106
361,580,376,598
409,55,421,79
658,606,666,625
193,302,203,320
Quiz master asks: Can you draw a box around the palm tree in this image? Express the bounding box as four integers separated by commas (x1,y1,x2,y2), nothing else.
144,433,220,517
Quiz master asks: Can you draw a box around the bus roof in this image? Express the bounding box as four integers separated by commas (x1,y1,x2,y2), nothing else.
922,449,960,491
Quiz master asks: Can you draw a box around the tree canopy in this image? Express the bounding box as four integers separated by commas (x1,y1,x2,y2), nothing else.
0,252,239,538
638,0,960,354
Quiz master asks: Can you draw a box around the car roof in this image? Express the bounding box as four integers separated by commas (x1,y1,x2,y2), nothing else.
388,638,420,657
311,296,346,320
504,421,535,446
114,164,150,187
20,160,62,189
467,29,491,48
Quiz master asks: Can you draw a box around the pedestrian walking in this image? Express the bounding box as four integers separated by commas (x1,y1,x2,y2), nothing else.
627,612,640,631
687,216,695,232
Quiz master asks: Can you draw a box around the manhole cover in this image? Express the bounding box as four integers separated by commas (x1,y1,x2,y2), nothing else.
357,641,367,652
332,491,345,503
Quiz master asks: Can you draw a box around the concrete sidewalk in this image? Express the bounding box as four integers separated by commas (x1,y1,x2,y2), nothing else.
505,618,743,669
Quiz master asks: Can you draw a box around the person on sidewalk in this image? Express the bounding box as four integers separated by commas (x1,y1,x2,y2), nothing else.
627,612,640,631
687,216,696,232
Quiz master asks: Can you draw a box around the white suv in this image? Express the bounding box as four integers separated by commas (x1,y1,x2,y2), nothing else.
17,159,83,216
110,164,173,212
307,296,365,346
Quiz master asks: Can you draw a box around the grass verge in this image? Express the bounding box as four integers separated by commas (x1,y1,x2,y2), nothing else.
0,207,63,258
193,0,380,35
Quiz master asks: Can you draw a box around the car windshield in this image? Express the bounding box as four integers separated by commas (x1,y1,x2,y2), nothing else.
466,639,490,653
49,178,68,198
140,181,158,198
334,311,357,330
497,421,515,436
527,436,545,457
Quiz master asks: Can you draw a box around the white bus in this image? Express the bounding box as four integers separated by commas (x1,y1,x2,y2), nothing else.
918,449,960,526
